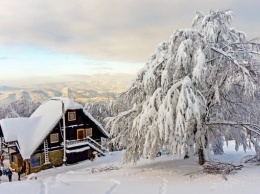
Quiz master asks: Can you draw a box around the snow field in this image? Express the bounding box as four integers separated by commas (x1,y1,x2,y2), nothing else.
0,142,259,194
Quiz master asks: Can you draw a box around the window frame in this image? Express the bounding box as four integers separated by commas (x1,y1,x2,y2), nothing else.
68,111,76,121
30,154,41,168
50,133,59,143
85,128,92,137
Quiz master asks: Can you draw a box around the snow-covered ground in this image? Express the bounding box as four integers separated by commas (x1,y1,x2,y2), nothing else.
0,141,259,194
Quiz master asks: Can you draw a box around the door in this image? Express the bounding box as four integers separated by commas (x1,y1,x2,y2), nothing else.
77,129,85,140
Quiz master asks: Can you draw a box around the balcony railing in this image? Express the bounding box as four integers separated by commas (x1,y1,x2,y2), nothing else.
2,141,16,148
64,138,109,154
66,138,89,147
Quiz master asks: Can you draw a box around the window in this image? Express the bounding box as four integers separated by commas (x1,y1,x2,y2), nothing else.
86,128,92,137
77,129,85,140
50,133,59,143
68,111,76,121
31,155,41,168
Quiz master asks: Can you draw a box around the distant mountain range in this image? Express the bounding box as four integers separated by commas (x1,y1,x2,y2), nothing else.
0,74,134,105
0,86,22,91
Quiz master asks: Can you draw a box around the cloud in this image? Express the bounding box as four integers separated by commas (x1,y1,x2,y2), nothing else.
0,0,259,62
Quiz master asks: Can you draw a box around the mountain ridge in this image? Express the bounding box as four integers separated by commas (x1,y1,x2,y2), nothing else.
0,74,134,105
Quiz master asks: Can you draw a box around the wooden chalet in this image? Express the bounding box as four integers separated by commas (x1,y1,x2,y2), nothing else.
0,97,109,175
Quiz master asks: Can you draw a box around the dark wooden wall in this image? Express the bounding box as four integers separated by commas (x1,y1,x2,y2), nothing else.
34,109,107,154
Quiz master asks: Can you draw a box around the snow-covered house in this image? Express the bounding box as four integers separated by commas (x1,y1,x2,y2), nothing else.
0,97,109,174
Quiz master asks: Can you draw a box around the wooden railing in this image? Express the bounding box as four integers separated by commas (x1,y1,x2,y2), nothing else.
2,141,16,148
66,138,89,146
87,137,109,153
65,138,109,154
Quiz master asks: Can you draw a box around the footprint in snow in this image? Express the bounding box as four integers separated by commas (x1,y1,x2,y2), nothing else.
159,178,168,194
105,179,121,194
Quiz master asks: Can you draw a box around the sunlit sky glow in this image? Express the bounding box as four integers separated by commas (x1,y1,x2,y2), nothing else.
0,45,142,77
0,0,259,86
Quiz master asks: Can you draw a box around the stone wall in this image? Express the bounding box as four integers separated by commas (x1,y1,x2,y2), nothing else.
30,150,63,173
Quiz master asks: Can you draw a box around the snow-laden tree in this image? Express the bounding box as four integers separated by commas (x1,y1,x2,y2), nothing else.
85,101,112,125
106,10,260,165
85,96,130,126
86,99,131,151
0,99,40,119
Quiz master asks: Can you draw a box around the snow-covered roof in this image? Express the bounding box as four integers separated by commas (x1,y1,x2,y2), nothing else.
0,97,109,160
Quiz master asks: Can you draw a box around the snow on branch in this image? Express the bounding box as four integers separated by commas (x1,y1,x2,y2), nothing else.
90,165,120,173
186,161,244,180
105,105,137,135
206,121,260,136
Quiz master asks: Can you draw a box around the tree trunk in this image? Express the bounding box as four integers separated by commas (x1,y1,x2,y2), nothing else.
198,147,205,165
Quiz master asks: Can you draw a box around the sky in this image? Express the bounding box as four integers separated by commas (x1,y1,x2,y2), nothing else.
0,0,259,86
